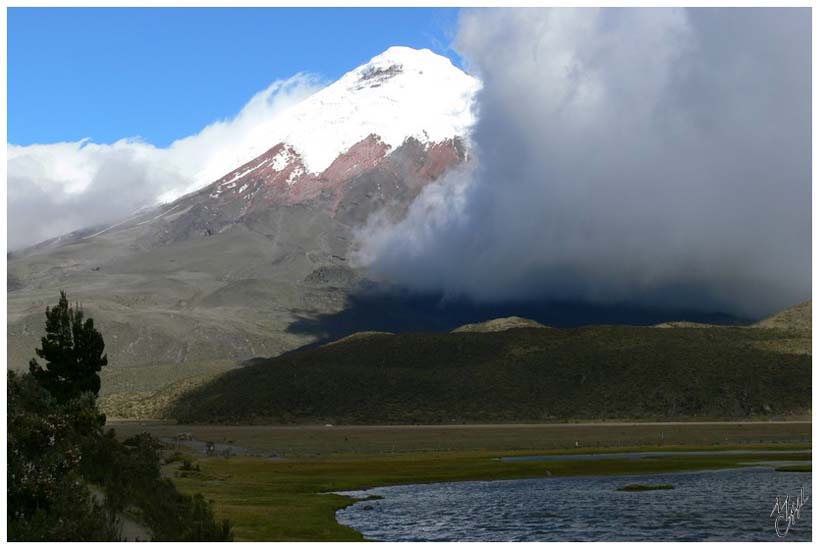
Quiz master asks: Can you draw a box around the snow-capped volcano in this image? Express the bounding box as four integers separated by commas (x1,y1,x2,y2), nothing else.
269,46,479,173
8,47,481,369
168,46,479,222
181,46,480,198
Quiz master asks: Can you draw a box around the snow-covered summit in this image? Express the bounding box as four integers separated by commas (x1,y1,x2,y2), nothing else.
290,46,478,172
189,46,480,192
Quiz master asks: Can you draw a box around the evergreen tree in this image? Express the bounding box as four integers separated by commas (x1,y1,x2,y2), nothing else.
11,291,232,541
29,291,108,402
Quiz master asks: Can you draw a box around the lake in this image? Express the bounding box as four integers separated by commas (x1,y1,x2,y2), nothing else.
336,466,811,541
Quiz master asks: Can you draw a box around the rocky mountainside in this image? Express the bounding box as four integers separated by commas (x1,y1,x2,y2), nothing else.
7,47,478,372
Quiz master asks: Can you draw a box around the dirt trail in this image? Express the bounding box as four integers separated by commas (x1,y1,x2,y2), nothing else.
88,486,152,541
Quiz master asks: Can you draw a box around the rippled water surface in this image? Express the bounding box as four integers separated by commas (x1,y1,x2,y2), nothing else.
337,467,811,541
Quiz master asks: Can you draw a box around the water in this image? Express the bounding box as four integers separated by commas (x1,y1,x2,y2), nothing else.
337,467,812,541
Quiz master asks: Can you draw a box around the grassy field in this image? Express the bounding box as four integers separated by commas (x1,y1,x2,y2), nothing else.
110,420,812,541
165,447,811,541
775,464,811,472
111,420,811,457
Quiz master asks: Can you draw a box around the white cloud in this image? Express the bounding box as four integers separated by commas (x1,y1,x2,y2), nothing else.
354,8,811,318
7,74,323,250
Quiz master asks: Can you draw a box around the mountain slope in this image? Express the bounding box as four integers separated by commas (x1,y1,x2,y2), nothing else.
748,300,811,356
169,325,811,424
753,300,811,331
7,48,477,373
452,316,548,333
170,46,479,197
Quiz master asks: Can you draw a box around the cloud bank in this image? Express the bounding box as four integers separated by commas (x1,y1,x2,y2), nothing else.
355,8,811,318
8,74,322,250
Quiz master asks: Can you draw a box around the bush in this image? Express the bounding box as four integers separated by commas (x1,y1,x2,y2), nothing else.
8,291,233,541
7,371,120,541
139,480,233,541
81,430,231,540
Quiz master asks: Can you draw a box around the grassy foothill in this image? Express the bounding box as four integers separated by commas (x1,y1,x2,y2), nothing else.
168,446,810,541
170,326,811,425
775,464,812,472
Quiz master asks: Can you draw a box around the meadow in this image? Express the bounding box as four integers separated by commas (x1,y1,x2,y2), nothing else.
112,421,811,541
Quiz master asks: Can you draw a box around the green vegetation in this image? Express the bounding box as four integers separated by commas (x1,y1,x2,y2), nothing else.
28,290,107,403
169,447,810,541
111,420,811,458
99,364,235,419
775,464,811,472
171,326,810,424
81,430,232,540
13,292,811,541
7,292,233,542
618,483,674,491
7,371,120,541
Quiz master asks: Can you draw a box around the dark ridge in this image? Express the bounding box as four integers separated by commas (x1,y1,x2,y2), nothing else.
171,325,810,424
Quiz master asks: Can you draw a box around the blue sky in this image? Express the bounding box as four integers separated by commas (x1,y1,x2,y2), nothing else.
8,7,461,147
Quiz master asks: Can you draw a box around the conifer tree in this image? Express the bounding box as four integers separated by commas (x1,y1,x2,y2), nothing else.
29,291,107,402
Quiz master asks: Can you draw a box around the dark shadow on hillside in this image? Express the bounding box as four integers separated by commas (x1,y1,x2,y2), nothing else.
281,287,749,355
